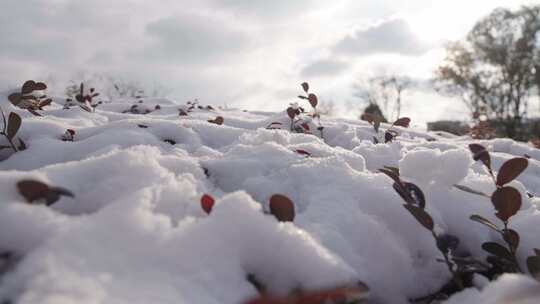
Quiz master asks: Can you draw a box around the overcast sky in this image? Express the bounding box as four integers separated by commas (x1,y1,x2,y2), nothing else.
1,0,539,126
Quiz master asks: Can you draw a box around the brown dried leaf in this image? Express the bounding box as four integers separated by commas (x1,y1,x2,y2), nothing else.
17,180,50,203
469,144,492,172
295,149,311,157
16,180,73,206
269,194,295,222
286,107,296,119
8,93,22,106
301,82,309,93
34,82,47,90
38,98,53,108
7,112,21,140
393,117,411,128
482,242,513,261
21,80,36,94
208,116,224,125
496,158,528,186
491,186,521,222
503,229,520,252
307,93,318,108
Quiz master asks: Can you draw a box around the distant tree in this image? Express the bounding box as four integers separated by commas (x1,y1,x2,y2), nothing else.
361,103,387,122
354,74,410,121
435,5,540,139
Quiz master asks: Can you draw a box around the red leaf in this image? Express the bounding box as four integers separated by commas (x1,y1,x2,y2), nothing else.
201,194,215,214
491,186,521,222
496,157,528,186
295,149,311,157
469,144,492,172
269,194,295,222
17,180,49,202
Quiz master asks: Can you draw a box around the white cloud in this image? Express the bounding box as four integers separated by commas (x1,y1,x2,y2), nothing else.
0,0,536,126
333,18,430,56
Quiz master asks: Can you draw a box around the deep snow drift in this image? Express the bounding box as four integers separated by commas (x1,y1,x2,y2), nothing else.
0,93,539,304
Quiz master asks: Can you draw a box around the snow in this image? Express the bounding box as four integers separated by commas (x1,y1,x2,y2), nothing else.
445,274,540,304
0,93,539,303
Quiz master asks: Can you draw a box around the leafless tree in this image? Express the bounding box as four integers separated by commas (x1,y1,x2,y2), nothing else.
435,5,540,139
354,74,411,121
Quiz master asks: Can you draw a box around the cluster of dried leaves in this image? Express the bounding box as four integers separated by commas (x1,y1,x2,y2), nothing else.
8,80,52,116
61,129,75,142
179,99,215,116
267,83,324,139
459,144,539,279
361,114,411,144
65,82,103,112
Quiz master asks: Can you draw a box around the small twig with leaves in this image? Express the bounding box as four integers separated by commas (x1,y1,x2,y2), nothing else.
74,83,101,112
379,167,470,297
298,82,325,139
455,144,539,278
0,106,25,153
361,115,411,144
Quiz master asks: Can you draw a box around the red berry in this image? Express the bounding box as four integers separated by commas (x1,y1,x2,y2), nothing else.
200,194,215,214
